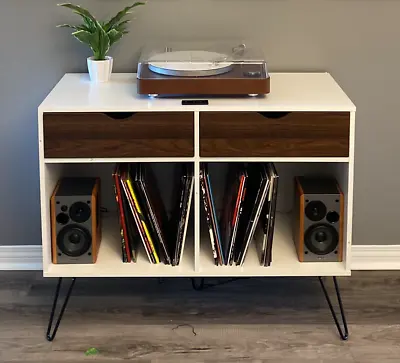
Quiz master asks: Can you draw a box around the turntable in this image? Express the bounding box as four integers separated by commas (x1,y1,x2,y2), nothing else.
137,43,270,97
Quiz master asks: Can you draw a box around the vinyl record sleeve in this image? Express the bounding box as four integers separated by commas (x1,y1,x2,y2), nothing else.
168,164,194,265
125,174,160,264
133,164,161,260
263,163,279,267
237,164,270,266
200,169,218,265
228,170,247,265
204,167,224,265
144,164,171,261
174,169,194,265
134,163,171,265
120,177,155,264
170,172,187,265
220,165,237,262
120,181,140,262
112,165,131,263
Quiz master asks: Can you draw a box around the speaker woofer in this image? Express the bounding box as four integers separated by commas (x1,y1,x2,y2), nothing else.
304,223,338,255
57,224,91,257
305,200,327,222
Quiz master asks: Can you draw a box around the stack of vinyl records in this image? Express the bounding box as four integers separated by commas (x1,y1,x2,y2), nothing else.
200,163,278,266
112,163,194,265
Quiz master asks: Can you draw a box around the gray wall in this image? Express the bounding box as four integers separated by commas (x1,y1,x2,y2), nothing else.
0,0,399,245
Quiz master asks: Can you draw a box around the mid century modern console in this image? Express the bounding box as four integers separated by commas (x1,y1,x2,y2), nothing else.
38,72,356,341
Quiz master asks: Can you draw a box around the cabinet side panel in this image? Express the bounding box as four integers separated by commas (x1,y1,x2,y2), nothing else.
346,111,356,271
38,110,48,271
333,163,350,272
42,164,64,274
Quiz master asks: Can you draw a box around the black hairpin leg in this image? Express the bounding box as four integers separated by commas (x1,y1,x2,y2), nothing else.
190,277,249,291
318,276,349,340
191,278,205,291
46,277,76,342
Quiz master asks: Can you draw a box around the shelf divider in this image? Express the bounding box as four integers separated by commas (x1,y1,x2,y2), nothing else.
194,111,201,272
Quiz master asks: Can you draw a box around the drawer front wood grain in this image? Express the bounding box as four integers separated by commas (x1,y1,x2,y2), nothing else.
44,112,194,158
200,112,350,157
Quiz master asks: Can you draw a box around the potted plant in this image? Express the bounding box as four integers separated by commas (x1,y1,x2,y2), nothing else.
58,2,144,82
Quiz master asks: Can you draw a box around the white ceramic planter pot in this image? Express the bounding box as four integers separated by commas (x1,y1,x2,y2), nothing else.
87,56,113,83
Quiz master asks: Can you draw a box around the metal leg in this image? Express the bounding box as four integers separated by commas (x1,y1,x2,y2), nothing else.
318,276,349,341
191,278,205,291
190,277,249,291
46,277,76,342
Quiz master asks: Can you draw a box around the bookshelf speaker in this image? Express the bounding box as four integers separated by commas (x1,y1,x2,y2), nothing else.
50,177,101,264
293,176,344,262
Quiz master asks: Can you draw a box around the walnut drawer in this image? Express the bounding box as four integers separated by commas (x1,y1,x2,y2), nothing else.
43,112,194,158
199,112,350,157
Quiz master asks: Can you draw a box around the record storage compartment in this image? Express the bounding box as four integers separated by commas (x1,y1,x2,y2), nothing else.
38,73,356,278
198,162,351,276
42,162,195,277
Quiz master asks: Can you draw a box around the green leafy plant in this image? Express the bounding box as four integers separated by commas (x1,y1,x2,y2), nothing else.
57,2,145,60
85,347,99,356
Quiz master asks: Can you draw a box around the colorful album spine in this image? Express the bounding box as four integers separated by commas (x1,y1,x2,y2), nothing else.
200,170,218,265
121,179,155,264
143,166,171,262
126,178,160,264
138,179,171,265
173,175,188,266
265,171,279,266
121,190,138,263
228,175,246,265
238,177,270,267
113,169,131,263
206,173,224,265
177,177,194,265
113,180,127,263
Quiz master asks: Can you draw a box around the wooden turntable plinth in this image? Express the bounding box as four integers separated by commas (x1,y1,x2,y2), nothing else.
137,64,270,97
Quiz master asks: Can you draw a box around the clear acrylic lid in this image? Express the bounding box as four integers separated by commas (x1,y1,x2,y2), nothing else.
138,42,268,78
139,42,266,63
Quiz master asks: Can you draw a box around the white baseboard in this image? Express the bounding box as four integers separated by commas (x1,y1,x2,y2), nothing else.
0,246,43,270
351,245,400,270
0,245,400,271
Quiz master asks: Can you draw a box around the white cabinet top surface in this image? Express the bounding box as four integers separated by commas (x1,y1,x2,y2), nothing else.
39,72,356,113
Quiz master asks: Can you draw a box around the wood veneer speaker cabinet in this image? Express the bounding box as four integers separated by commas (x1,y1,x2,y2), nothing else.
38,72,356,278
293,176,344,263
50,177,102,264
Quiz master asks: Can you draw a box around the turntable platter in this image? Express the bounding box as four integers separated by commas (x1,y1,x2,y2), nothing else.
148,50,234,77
